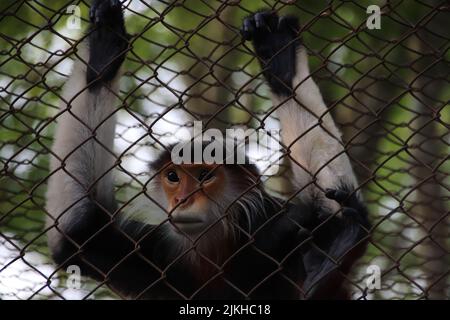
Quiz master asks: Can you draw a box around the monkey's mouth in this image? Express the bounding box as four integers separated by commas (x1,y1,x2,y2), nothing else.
169,211,210,234
171,217,203,224
170,215,205,233
170,214,204,225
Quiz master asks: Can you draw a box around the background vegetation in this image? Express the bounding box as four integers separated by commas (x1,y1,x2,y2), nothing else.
0,0,448,299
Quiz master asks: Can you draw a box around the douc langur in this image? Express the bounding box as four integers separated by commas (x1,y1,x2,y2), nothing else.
46,0,370,299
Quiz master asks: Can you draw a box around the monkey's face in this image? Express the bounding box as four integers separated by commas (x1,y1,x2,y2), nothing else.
160,164,228,234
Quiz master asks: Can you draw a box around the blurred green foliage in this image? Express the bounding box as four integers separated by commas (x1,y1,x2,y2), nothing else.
0,0,448,299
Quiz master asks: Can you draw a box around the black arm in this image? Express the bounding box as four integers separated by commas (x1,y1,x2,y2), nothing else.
242,11,371,299
46,0,162,298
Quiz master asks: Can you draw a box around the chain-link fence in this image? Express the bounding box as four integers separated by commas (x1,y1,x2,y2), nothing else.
0,0,448,300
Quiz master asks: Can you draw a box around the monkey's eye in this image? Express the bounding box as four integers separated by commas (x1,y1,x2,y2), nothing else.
198,169,214,183
166,170,179,183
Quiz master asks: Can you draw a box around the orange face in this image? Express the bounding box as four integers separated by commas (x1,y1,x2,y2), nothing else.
160,164,225,213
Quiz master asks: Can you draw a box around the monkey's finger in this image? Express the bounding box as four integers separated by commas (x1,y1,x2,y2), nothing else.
255,11,278,31
254,12,274,29
91,0,124,27
241,18,255,40
110,0,121,8
278,15,300,35
91,0,109,24
254,12,266,29
324,188,336,199
325,188,349,203
89,0,101,22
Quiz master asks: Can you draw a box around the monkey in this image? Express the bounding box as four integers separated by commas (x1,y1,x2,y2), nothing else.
45,0,370,300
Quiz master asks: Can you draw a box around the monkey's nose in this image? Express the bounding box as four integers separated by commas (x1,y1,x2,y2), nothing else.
174,194,195,209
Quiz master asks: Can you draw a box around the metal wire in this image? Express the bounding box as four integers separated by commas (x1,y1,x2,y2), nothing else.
0,0,448,300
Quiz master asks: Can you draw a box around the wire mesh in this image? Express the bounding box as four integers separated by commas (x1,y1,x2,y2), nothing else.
0,0,449,300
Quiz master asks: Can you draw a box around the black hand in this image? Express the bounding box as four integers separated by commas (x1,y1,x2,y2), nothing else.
241,10,301,96
87,0,129,89
325,187,370,227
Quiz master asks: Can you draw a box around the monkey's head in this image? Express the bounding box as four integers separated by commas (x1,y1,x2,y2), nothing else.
146,143,264,255
160,163,227,232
